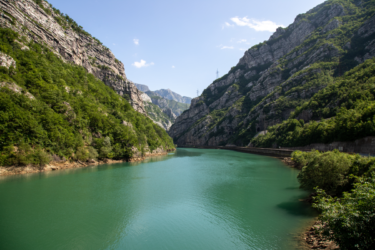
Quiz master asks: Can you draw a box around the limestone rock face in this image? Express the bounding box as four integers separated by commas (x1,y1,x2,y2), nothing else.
140,92,152,103
169,0,375,147
0,82,34,99
163,108,177,120
0,0,145,114
0,52,16,69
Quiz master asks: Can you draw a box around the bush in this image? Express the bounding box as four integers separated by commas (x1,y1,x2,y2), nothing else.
88,147,98,160
75,147,89,162
31,148,52,168
313,174,375,250
295,150,354,194
295,150,375,195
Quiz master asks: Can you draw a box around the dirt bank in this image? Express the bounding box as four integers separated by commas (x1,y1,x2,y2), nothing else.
0,150,175,177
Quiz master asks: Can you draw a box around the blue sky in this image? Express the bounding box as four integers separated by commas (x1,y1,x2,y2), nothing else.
48,0,326,98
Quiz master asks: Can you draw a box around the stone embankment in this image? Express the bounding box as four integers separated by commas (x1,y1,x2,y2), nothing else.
0,149,175,177
283,136,375,156
178,145,294,157
179,135,375,158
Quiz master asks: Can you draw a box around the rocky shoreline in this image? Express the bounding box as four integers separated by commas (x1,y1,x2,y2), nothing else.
0,150,175,177
281,157,340,250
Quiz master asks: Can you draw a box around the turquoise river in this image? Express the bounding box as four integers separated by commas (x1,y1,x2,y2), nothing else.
0,148,317,250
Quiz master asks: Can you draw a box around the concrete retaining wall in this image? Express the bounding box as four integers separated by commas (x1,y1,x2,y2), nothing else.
282,136,375,155
178,136,375,157
178,145,293,157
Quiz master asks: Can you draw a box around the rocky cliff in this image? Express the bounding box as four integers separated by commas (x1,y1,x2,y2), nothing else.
169,0,375,146
0,0,145,113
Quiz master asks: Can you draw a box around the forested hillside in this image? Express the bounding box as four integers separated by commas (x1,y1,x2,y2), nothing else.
0,25,174,165
252,58,375,147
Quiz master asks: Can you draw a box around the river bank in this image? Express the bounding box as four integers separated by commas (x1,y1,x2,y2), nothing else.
0,149,175,177
280,157,340,250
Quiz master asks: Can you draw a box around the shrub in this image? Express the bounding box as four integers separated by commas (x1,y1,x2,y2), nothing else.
296,150,354,194
75,147,89,162
88,147,98,160
31,148,52,168
313,174,375,250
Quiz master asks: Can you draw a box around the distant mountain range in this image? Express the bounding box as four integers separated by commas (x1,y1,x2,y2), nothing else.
133,83,190,130
134,84,192,104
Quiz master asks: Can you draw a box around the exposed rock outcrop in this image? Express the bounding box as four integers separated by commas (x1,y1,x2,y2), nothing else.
0,82,34,99
0,0,145,114
0,52,16,69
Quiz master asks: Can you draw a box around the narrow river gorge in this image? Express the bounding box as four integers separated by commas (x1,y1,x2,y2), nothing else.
0,149,316,250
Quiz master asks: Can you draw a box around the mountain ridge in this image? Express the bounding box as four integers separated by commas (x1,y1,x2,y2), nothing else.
134,83,192,104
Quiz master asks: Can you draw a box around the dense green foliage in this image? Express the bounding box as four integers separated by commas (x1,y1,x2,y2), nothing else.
252,58,375,147
0,28,174,166
293,150,375,194
293,150,375,248
313,174,375,249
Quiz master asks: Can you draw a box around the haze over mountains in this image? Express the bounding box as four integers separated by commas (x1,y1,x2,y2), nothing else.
134,83,190,130
134,83,192,104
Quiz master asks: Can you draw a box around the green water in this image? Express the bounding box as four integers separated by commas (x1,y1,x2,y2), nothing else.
0,149,316,250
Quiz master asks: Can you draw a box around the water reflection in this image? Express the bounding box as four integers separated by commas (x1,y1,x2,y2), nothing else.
0,148,316,250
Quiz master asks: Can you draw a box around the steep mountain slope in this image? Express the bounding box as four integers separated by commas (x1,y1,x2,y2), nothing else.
169,0,375,147
143,101,174,131
251,58,375,148
0,0,145,113
148,95,190,117
0,1,174,166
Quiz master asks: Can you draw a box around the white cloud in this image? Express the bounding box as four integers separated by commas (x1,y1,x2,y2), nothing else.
172,65,175,69
237,39,247,43
220,45,234,50
229,17,284,32
222,22,234,29
239,48,247,51
133,39,139,45
132,59,154,68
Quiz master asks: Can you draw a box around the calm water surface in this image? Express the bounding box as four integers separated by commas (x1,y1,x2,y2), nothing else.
0,149,316,250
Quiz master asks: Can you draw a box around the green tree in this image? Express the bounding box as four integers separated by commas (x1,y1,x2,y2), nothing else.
313,174,375,250
296,150,354,194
